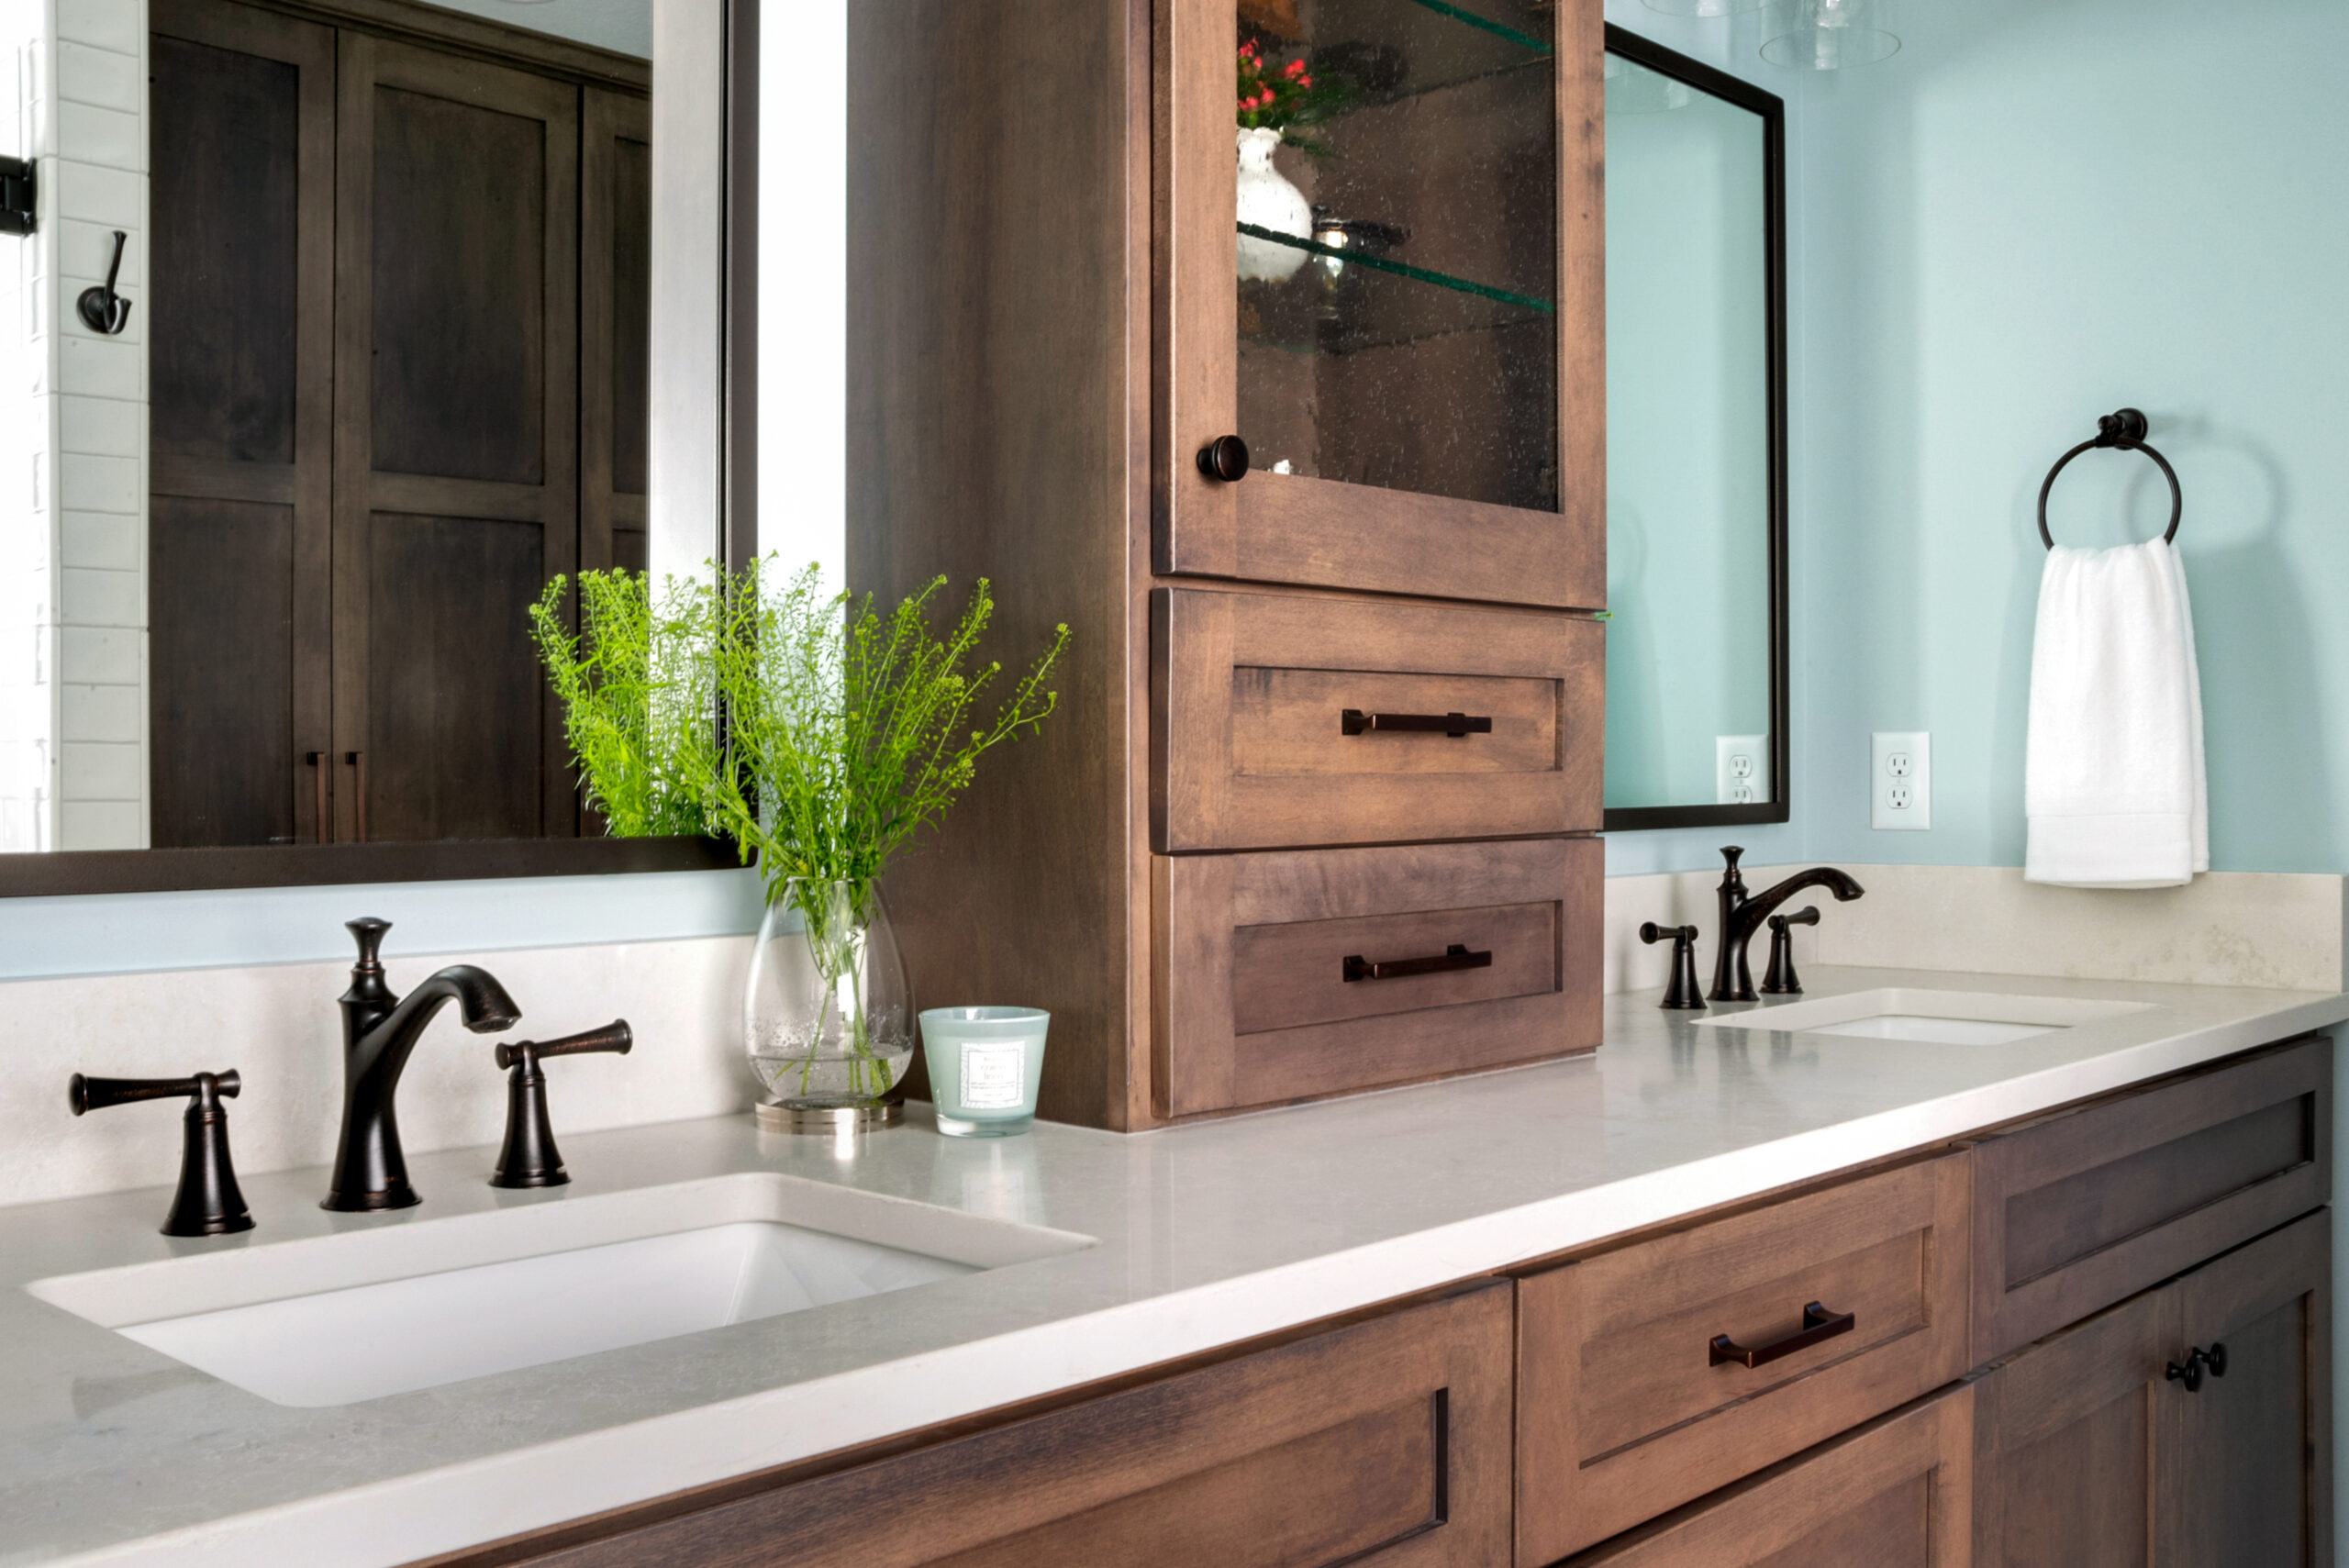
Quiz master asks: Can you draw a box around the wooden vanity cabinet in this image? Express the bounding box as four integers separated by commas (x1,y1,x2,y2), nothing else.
1971,1208,2332,1568
851,0,1608,1132
415,1041,2334,1568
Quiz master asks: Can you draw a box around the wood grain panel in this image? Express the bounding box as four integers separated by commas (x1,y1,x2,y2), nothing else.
366,81,553,484
1231,669,1557,777
1153,587,1601,851
148,0,335,849
1517,1152,1973,1564
1226,472,1603,609
150,497,297,847
1969,1277,2168,1568
1569,1386,1973,1568
1230,900,1555,1034
333,32,580,841
581,86,651,574
2164,1209,2331,1568
1156,837,1598,1118
364,513,546,841
150,31,301,466
1152,0,1240,576
1969,1036,2329,1363
473,1284,1513,1568
851,0,1137,1129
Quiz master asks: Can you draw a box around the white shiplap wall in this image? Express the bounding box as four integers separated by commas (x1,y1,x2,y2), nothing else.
0,0,147,852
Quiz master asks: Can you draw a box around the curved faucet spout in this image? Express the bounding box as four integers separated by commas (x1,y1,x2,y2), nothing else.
348,966,520,1084
1709,850,1865,1005
324,924,520,1212
1737,867,1865,932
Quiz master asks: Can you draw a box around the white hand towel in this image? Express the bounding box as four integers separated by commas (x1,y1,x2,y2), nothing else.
2024,538,2208,888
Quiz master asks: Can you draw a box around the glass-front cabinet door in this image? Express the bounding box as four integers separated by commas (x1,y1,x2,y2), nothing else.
1156,0,1603,609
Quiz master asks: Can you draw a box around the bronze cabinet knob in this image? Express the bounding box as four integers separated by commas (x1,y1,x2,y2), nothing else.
1196,434,1250,483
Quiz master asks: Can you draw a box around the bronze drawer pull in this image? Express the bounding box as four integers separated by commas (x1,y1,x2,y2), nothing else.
1341,708,1493,738
1709,1301,1855,1368
1342,943,1493,983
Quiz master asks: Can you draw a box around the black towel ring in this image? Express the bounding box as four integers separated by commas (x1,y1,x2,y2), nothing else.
2037,407,2181,550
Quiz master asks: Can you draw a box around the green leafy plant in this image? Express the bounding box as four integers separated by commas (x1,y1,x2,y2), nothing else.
708,561,1068,1098
528,569,721,838
704,559,1070,906
531,558,1070,1101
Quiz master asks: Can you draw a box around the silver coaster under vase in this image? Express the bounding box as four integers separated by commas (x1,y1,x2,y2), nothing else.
754,1097,904,1135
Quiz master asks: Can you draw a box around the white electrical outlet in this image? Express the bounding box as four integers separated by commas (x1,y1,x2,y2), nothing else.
1716,735,1769,806
1871,732,1931,830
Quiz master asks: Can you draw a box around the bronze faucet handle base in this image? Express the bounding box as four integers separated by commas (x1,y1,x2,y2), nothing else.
1761,906,1820,995
491,1019,633,1189
71,1069,254,1237
1640,922,1708,1011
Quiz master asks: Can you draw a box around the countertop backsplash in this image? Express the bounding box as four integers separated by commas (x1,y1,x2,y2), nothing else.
6,863,2342,1213
1605,864,2346,997
0,935,755,1210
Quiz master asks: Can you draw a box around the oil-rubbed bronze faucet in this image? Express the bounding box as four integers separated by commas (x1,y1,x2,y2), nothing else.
1709,848,1865,1004
322,917,520,1212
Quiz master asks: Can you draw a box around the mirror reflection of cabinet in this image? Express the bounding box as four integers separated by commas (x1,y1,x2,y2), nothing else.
147,0,651,848
1599,28,1786,830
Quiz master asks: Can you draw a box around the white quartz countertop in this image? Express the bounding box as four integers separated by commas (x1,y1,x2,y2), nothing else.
4,966,2343,1567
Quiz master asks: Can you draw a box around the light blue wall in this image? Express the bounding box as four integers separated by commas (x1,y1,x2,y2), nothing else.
1608,0,2349,880
1604,58,1775,812
1600,4,1809,876
0,868,766,981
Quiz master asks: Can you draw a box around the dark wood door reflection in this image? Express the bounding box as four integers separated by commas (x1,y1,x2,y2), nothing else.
149,0,334,848
146,0,649,849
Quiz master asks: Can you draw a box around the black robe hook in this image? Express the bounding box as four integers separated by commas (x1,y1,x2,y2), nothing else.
76,230,131,336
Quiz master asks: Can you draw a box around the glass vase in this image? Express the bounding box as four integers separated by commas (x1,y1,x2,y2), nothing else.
744,879,915,1110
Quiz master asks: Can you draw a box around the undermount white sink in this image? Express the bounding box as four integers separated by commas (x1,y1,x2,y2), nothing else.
28,1172,1093,1408
1693,987,2154,1046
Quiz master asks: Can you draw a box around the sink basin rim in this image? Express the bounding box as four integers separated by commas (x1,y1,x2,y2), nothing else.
27,1169,1095,1329
1691,986,2156,1038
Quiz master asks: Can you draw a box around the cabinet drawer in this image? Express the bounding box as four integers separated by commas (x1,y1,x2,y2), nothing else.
1517,1153,1974,1564
1969,1035,2330,1363
1151,587,1601,851
487,1284,1513,1568
1154,838,1600,1117
1564,1385,1975,1568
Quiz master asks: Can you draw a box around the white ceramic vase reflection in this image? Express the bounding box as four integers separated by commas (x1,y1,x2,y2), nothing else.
1235,126,1310,283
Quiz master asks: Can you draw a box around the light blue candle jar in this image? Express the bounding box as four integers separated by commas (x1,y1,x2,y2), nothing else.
919,1007,1049,1137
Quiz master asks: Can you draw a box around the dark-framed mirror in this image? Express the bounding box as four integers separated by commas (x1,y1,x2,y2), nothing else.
1599,26,1787,832
0,0,760,896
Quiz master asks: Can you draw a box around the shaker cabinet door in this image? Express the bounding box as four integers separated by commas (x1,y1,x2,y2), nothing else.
2160,1209,2331,1568
1154,0,1604,609
332,35,582,842
1973,1207,2332,1568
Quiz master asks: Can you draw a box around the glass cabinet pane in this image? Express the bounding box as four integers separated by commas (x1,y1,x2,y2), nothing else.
1233,0,1558,513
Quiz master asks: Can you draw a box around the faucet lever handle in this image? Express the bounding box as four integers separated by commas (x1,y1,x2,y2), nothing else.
489,1021,630,1190
69,1070,253,1237
72,1069,239,1113
1639,924,1708,1011
1769,906,1821,933
495,1019,632,1070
